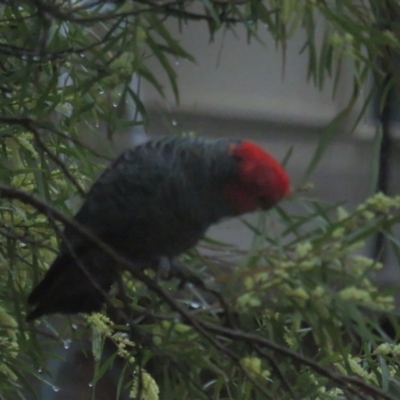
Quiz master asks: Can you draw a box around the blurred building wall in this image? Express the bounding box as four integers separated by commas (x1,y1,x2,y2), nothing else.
140,19,400,285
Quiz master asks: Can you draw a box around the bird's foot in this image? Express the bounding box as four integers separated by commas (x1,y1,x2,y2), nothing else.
153,257,205,289
153,257,172,280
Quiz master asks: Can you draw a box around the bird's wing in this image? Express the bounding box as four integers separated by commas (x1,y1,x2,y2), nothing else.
60,147,170,252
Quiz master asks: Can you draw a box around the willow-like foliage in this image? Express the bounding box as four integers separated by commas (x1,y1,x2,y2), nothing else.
1,1,400,399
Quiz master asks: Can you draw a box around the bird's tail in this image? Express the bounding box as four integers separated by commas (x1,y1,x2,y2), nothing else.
26,249,117,321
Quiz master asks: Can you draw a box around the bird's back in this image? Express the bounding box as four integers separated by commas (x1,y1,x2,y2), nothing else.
64,136,240,259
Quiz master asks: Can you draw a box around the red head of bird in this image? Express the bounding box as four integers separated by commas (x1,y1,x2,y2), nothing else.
225,140,290,214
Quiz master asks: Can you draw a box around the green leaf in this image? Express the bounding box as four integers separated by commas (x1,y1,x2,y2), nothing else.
303,106,353,182
146,33,180,103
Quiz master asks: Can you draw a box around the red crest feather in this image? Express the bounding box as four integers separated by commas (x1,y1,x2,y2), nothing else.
225,140,290,213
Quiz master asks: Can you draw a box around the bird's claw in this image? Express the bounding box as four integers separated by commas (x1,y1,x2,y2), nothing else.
153,257,205,289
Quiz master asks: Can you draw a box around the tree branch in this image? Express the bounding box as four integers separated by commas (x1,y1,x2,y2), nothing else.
0,184,395,400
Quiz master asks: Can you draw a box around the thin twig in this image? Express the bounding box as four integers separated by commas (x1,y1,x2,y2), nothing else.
0,226,56,253
29,125,86,197
30,0,271,25
200,322,395,400
254,345,299,400
0,115,114,160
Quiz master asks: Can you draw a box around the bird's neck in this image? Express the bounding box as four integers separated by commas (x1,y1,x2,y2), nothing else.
223,182,259,215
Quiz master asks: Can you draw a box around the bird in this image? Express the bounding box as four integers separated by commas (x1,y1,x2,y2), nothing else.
26,136,290,321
